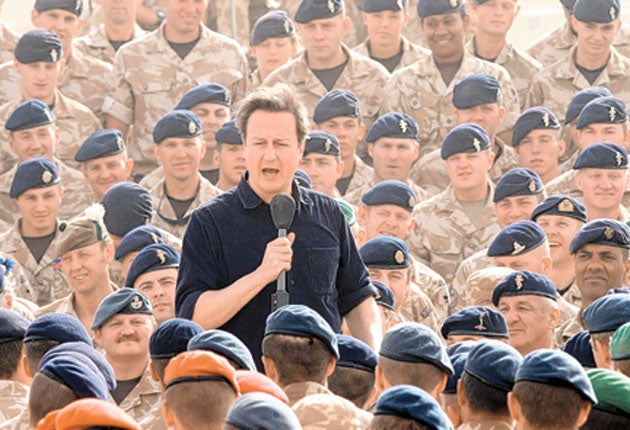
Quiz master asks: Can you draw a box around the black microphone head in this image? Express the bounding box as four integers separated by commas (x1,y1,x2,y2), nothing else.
270,193,296,230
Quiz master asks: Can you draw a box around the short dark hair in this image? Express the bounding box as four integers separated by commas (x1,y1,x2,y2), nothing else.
164,380,235,428
150,357,170,382
29,373,77,426
328,366,375,408
461,372,509,416
0,340,23,379
370,415,431,430
25,339,60,376
511,381,586,429
378,356,446,393
580,407,630,430
262,334,333,387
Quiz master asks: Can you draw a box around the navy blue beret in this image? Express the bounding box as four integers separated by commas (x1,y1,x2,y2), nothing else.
512,107,560,147
441,123,491,160
92,288,153,330
493,168,544,202
174,83,230,110
583,294,630,334
336,334,378,372
101,182,153,237
488,220,547,257
515,349,597,403
14,29,63,64
42,342,116,391
75,129,125,162
39,353,109,400
443,352,468,394
6,99,54,132
577,96,628,129
265,304,339,359
0,309,29,343
250,10,296,45
372,280,396,311
574,0,621,23
492,270,558,306
366,112,418,143
381,322,454,374
25,313,92,345
417,0,464,17
565,87,612,125
293,169,312,188
216,119,242,145
453,73,502,110
295,0,344,23
34,0,82,16
226,393,301,430
570,219,630,254
10,157,60,199
563,331,597,368
360,236,410,269
464,339,523,392
375,385,452,429
446,340,476,357
531,195,588,224
573,142,628,170
153,110,202,144
441,306,509,339
560,0,576,11
149,318,203,359
313,89,361,123
304,130,340,156
125,243,180,289
362,0,408,12
115,225,164,261
362,179,416,211
188,330,257,371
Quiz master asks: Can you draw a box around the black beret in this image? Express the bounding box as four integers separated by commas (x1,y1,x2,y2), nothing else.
417,0,464,18
6,99,54,132
573,142,628,170
574,0,621,23
313,89,360,123
149,318,203,359
464,339,523,392
75,129,125,162
360,236,410,269
375,385,452,429
512,107,560,147
487,221,547,257
14,29,63,64
361,179,416,211
576,96,628,129
493,168,544,202
188,329,257,371
101,182,153,237
125,243,180,289
295,0,344,23
114,225,164,261
25,313,92,345
336,334,378,372
366,112,418,143
0,309,29,344
10,157,60,199
441,123,491,160
91,288,153,330
362,0,407,12
441,306,508,339
531,195,588,224
174,83,230,110
492,271,558,306
565,87,612,125
570,219,630,254
215,119,242,145
250,10,296,46
153,110,202,144
304,130,340,156
34,0,82,16
453,73,502,110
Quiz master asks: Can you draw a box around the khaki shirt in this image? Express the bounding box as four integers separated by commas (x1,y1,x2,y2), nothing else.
526,46,630,124
343,155,374,197
74,24,147,64
0,23,19,64
0,158,96,226
137,402,168,430
0,381,28,425
102,24,248,176
292,392,373,430
0,408,29,430
561,282,582,309
457,420,514,430
344,178,427,208
149,175,222,239
112,366,161,423
0,220,71,306
452,249,494,313
353,36,430,72
0,90,101,174
411,256,450,322
400,281,444,335
384,50,520,157
409,183,500,306
555,311,584,346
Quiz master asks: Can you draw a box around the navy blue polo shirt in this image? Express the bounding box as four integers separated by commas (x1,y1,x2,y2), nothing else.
176,174,375,369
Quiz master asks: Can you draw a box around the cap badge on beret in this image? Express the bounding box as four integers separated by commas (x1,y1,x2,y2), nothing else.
188,121,196,134
409,196,415,207
450,0,458,7
325,138,332,152
150,232,159,243
616,151,623,166
399,119,408,133
604,227,615,240
559,199,574,212
283,19,290,33
50,48,58,62
528,180,536,193
515,274,524,290
131,295,143,310
610,6,617,20
474,313,487,331
156,249,166,264
42,170,53,184
473,138,481,152
542,112,550,127
397,0,404,8
395,250,404,264
328,0,335,13
610,107,617,121
512,241,525,255
116,135,123,150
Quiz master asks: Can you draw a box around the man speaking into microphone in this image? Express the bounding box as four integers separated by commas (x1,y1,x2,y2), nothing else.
175,84,380,368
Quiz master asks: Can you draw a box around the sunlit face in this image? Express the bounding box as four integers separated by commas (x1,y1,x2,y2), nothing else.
359,204,415,241
368,267,410,312
96,313,155,361
61,242,113,293
368,137,419,182
14,61,63,102
315,117,365,161
421,12,469,63
493,243,552,275
572,16,621,58
493,195,540,228
15,185,62,235
133,268,177,323
445,150,494,193
362,9,408,47
250,37,297,76
576,168,628,213
32,8,83,52
299,153,343,196
454,103,505,138
472,0,520,36
101,0,142,26
164,0,208,38
82,153,133,199
577,123,628,150
8,124,58,162
514,130,565,181
536,215,584,267
215,144,246,189
189,103,230,150
574,243,629,303
154,136,205,181
298,15,349,65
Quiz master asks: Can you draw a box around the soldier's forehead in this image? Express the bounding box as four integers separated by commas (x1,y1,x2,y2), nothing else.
498,295,547,306
578,243,625,255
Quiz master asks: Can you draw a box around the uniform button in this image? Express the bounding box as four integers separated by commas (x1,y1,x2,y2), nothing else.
469,243,477,249
465,234,472,239
142,84,148,90
37,279,44,285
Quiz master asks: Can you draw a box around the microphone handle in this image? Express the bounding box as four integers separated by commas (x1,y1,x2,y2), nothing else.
271,228,290,311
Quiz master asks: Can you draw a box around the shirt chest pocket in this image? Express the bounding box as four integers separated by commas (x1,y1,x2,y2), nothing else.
305,247,340,295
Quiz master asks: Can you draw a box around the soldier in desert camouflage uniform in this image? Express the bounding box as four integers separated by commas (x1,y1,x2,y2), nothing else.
464,266,513,308
0,310,29,425
0,19,18,64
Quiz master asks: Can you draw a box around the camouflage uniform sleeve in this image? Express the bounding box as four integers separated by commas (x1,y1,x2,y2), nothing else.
101,51,134,124
400,283,444,334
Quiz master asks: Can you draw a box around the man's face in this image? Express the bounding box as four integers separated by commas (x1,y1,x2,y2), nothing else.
454,103,505,138
189,103,230,150
8,124,58,162
14,61,63,102
421,12,468,63
445,334,486,346
498,295,558,355
572,17,621,58
493,195,540,228
298,15,348,64
368,267,410,311
164,0,208,37
316,117,365,161
250,37,297,76
81,153,133,199
101,0,141,26
368,137,419,182
96,313,155,361
154,136,205,181
445,150,494,193
472,0,519,36
514,130,565,181
574,243,629,302
493,244,552,275
243,110,303,203
576,168,628,213
362,9,408,47
32,9,83,52
536,215,584,267
133,268,177,323
359,204,415,241
215,144,246,188
299,153,343,196
60,242,113,293
15,185,62,235
577,123,628,150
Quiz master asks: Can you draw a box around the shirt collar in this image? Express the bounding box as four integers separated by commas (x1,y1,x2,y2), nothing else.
237,171,310,210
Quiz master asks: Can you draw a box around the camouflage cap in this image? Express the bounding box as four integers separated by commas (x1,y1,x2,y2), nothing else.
574,0,621,23
611,321,630,360
149,318,203,359
576,96,628,129
512,107,561,147
583,293,630,334
304,130,340,156
564,87,612,125
57,204,109,257
226,393,300,430
54,399,141,430
452,73,502,110
487,220,547,257
250,10,296,46
562,331,597,368
313,89,361,124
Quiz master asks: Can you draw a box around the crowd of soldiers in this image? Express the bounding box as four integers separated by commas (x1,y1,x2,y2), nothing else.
0,0,629,428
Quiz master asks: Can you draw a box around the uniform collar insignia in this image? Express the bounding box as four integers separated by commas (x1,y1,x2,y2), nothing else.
512,241,525,255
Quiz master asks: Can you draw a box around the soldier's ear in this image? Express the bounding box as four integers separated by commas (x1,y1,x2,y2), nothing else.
161,402,175,427
325,357,336,377
507,392,522,423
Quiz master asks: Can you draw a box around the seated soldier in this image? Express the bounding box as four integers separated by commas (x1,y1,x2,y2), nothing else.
0,310,30,425
583,293,630,369
611,322,630,376
582,368,630,429
113,225,165,287
441,306,508,345
299,131,344,197
225,392,301,430
214,120,245,192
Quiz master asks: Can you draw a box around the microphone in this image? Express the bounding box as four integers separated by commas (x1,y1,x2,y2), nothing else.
270,193,296,311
